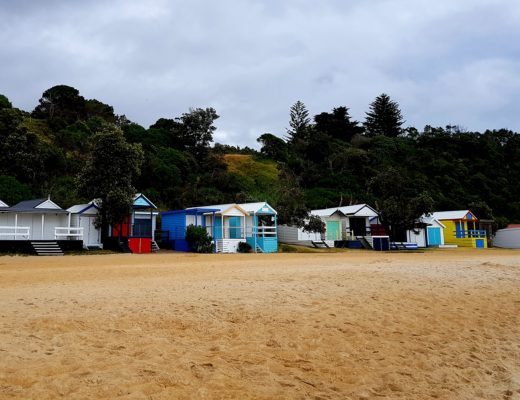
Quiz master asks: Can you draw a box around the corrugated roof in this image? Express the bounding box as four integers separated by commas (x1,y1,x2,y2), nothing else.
187,203,233,213
186,203,249,215
311,204,378,218
432,210,475,220
1,198,68,214
238,202,277,215
67,202,99,214
186,202,277,215
419,214,446,228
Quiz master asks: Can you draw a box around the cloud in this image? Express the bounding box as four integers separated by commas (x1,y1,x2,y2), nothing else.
1,0,519,147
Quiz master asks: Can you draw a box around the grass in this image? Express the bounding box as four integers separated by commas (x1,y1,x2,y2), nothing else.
224,154,279,201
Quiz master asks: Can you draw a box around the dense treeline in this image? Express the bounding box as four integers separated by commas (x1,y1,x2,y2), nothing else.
0,86,518,232
259,98,520,230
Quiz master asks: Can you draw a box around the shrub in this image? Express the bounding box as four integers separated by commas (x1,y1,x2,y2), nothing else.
185,225,213,253
237,241,252,253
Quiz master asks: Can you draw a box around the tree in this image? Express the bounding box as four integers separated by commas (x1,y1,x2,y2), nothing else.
32,85,86,126
149,107,218,156
303,215,326,235
0,118,46,185
78,125,144,240
257,133,288,161
314,106,364,142
0,175,32,205
364,93,404,137
368,167,434,241
274,167,309,226
177,107,218,156
85,99,116,123
0,94,12,109
286,101,310,143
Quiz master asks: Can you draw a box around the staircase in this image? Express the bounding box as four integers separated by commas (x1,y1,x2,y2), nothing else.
356,236,373,250
311,240,330,248
31,241,64,256
255,245,263,253
151,240,160,252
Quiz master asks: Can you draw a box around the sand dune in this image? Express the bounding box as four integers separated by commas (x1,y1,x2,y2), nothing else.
0,249,519,399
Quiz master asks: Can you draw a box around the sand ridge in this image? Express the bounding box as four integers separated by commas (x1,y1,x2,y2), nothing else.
0,249,519,399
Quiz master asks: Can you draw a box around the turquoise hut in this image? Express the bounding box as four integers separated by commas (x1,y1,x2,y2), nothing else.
240,202,278,253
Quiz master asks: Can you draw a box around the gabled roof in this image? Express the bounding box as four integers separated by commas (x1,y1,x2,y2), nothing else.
187,203,248,216
311,204,378,218
1,198,68,214
67,202,99,214
0,200,8,208
419,214,446,228
133,193,157,209
238,202,277,215
432,210,477,221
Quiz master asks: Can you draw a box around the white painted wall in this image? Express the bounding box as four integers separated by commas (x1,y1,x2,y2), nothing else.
278,224,322,243
493,228,520,249
406,228,427,247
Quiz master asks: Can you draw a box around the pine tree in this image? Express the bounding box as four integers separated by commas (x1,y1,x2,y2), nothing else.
286,100,310,143
364,93,404,137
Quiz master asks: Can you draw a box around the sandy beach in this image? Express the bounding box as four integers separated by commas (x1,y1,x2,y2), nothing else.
0,249,519,399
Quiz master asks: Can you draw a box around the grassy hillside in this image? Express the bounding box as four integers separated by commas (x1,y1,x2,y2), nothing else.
224,154,279,203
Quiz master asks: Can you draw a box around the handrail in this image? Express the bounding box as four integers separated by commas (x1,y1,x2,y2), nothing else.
55,227,83,239
0,226,30,239
453,229,486,238
251,226,277,237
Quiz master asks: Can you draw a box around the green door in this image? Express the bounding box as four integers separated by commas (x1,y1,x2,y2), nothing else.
326,221,340,240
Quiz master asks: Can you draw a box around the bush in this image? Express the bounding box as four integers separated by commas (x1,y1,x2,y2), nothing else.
237,241,252,253
185,225,213,253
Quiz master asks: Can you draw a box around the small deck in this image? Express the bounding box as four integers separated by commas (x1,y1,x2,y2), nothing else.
0,240,83,255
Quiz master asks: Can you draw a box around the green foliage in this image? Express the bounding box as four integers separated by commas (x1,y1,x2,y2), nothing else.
314,106,364,142
85,99,116,123
237,241,252,253
78,125,144,233
257,133,288,161
32,85,87,128
364,93,404,137
0,176,32,205
303,215,326,234
224,154,279,203
0,85,519,233
286,100,311,143
304,188,341,209
185,224,213,253
368,167,434,239
0,94,12,109
42,176,81,208
273,167,309,226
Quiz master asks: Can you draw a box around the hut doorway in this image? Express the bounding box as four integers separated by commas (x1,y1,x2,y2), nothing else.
349,217,367,236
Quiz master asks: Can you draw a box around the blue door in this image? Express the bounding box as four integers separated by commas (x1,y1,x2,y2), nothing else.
228,216,241,239
214,216,223,240
427,227,441,246
455,221,463,238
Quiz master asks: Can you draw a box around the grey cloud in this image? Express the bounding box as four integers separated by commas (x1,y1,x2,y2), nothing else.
1,0,519,147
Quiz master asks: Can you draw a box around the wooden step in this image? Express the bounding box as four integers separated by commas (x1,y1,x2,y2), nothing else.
31,241,64,256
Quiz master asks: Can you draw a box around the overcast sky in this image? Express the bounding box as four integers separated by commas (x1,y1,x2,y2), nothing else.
1,0,519,146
